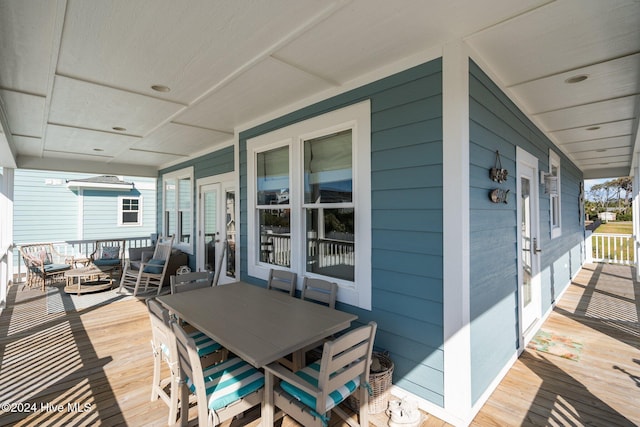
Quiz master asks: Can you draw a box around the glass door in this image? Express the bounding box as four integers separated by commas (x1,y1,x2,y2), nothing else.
197,174,236,284
517,148,541,341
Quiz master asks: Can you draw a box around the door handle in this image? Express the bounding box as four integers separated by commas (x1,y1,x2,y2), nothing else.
533,238,542,254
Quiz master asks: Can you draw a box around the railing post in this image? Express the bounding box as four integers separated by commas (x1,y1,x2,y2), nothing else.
585,230,593,263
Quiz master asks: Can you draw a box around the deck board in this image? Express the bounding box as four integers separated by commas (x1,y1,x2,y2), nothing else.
1,262,639,426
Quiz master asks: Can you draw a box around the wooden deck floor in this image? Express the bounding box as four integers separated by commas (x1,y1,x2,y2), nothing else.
0,262,638,426
472,262,640,427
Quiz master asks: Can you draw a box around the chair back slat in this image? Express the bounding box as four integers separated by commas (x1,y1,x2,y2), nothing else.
267,269,297,296
212,240,228,286
315,322,377,413
170,271,214,294
301,277,337,308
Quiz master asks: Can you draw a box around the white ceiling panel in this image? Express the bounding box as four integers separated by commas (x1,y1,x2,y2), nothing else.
551,120,634,144
175,57,334,131
133,122,231,155
0,0,58,94
45,124,140,155
276,0,547,84
49,76,184,136
466,0,640,86
510,53,640,114
534,96,639,132
559,135,632,152
57,0,332,104
111,148,187,167
13,135,43,157
0,90,46,137
570,147,631,160
43,150,115,162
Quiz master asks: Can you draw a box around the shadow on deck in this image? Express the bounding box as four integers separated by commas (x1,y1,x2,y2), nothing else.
1,262,638,426
473,262,640,426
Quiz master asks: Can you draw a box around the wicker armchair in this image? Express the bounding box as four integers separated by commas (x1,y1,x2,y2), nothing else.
19,243,73,291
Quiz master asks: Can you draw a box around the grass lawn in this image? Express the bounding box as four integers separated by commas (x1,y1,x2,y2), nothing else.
593,221,632,234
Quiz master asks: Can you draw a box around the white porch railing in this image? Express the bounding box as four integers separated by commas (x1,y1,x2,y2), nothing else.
587,232,634,265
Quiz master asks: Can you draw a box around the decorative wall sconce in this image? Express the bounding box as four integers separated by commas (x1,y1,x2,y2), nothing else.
489,151,508,183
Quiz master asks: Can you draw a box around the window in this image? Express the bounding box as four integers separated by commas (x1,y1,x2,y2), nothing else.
549,150,561,239
119,196,142,226
248,101,371,309
163,167,193,253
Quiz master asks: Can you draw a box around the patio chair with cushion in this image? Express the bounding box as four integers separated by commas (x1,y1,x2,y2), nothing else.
171,321,264,427
119,236,174,296
266,268,297,296
19,242,73,291
147,298,227,425
90,239,125,276
265,321,378,427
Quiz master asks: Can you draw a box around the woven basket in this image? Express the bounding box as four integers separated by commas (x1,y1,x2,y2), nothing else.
347,352,394,414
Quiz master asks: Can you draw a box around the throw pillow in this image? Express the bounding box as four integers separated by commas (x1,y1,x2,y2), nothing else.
100,246,120,260
143,258,165,274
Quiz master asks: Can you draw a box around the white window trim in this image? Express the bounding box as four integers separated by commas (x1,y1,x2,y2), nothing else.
549,150,561,239
247,100,371,310
163,166,194,254
118,195,142,226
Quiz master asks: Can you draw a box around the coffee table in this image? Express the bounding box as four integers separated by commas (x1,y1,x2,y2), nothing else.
64,265,115,296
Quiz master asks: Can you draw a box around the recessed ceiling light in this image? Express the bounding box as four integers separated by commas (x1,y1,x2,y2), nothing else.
112,126,127,132
151,84,170,92
586,126,600,131
565,74,588,84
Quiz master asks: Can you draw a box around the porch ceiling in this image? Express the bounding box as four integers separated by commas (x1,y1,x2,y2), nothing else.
0,0,638,179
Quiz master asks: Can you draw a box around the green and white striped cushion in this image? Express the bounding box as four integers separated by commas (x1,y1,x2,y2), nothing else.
280,362,360,414
189,331,222,356
160,330,221,357
187,356,264,411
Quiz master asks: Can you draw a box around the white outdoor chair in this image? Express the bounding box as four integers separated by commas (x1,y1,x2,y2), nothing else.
265,321,378,427
147,298,228,425
147,298,182,425
170,271,214,294
171,321,264,426
119,236,174,296
266,268,297,296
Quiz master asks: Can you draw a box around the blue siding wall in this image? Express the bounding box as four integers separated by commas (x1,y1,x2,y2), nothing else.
469,61,584,403
158,145,235,267
239,60,445,405
14,169,157,243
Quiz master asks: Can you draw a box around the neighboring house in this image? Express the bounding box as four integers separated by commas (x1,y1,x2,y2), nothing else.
13,169,156,256
598,211,616,222
156,55,585,425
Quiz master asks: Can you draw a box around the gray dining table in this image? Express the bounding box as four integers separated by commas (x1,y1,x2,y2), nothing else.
156,280,358,426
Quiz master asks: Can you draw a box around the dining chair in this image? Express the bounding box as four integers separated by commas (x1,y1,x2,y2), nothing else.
301,277,338,309
119,235,174,296
170,271,214,294
298,277,339,365
171,321,265,427
266,268,297,296
265,321,378,427
147,298,182,425
147,298,229,425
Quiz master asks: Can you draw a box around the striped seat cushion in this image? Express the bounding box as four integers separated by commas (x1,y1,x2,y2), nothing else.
160,331,221,357
280,362,360,415
189,331,222,356
187,356,264,411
